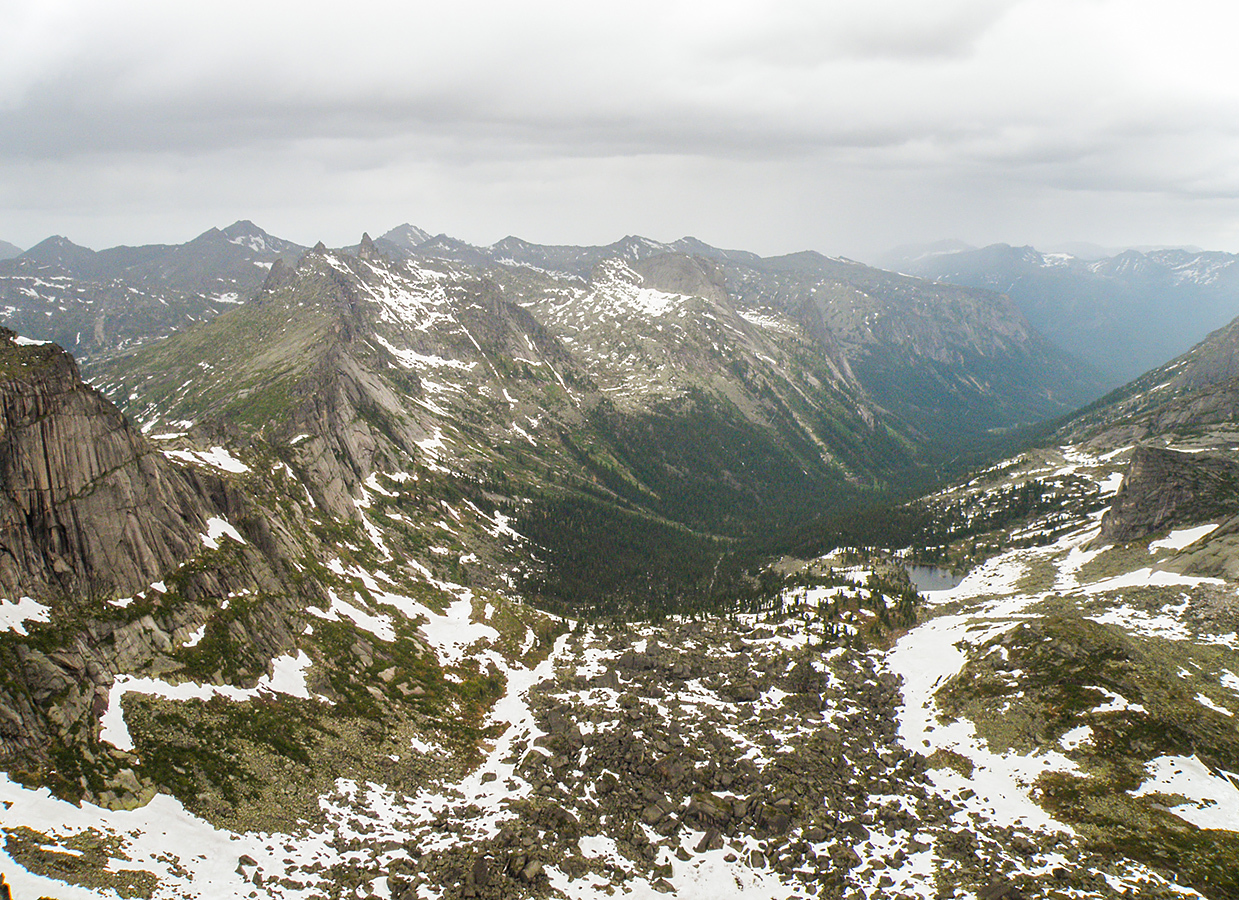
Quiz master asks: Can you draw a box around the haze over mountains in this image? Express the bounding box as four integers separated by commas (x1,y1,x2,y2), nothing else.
3,220,1239,898
882,240,1239,386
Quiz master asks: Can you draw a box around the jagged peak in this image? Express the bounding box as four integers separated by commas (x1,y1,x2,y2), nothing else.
259,257,294,296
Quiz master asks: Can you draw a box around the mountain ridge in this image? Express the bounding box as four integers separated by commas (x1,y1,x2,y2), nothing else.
884,240,1239,384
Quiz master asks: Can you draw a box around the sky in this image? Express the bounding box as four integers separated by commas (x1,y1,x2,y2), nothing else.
3,0,1239,261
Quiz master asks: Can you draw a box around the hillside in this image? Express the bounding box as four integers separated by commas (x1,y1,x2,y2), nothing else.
2,322,1238,898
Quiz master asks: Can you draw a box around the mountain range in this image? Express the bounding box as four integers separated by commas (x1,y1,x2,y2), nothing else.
882,241,1239,386
0,222,1237,898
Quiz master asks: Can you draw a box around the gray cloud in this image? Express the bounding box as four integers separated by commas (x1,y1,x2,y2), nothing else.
1,0,1238,257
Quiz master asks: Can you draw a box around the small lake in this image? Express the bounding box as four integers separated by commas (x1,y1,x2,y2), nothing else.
905,564,965,593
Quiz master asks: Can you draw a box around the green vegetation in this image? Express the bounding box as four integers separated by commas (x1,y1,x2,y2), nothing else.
0,330,69,381
3,826,158,899
778,473,1108,571
940,612,1239,899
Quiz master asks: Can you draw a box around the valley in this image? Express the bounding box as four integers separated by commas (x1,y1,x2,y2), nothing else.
0,225,1236,899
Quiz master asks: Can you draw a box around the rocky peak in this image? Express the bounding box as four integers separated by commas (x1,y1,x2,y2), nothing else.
380,223,434,251
631,253,729,305
17,235,99,277
357,232,379,261
221,219,262,238
258,256,294,295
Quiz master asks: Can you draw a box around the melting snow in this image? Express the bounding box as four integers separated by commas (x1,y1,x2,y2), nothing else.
163,446,250,474
308,590,397,642
1131,755,1239,830
373,334,475,371
1197,693,1234,716
1080,568,1223,595
1098,471,1124,494
1090,686,1146,714
0,596,50,635
101,652,316,752
1059,725,1093,751
1089,595,1193,641
200,516,246,550
1149,523,1219,553
0,774,282,900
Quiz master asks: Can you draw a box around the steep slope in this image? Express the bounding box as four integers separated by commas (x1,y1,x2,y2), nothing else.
0,323,571,845
0,330,233,600
1064,309,1239,447
0,328,307,799
722,250,1099,438
95,242,590,515
411,233,1102,443
888,242,1239,384
0,241,21,261
1099,446,1239,543
1048,308,1239,582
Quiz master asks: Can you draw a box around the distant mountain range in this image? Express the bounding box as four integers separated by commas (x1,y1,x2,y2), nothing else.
881,241,1239,385
0,220,1101,442
0,221,305,364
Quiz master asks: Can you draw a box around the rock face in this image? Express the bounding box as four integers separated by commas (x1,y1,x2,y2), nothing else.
0,330,224,599
1099,445,1239,543
0,330,307,794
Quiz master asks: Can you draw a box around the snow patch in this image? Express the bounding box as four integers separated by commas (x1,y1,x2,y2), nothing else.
0,596,50,635
101,652,317,752
1150,523,1219,553
1131,755,1239,831
163,446,250,474
200,516,246,550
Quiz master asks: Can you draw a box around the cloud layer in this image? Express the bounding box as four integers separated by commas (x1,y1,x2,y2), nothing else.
3,0,1239,257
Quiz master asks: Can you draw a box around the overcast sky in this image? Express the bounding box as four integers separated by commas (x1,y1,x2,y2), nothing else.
3,0,1239,260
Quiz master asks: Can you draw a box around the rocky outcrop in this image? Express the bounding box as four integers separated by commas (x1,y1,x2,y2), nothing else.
1099,445,1239,543
0,331,308,798
0,331,226,599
